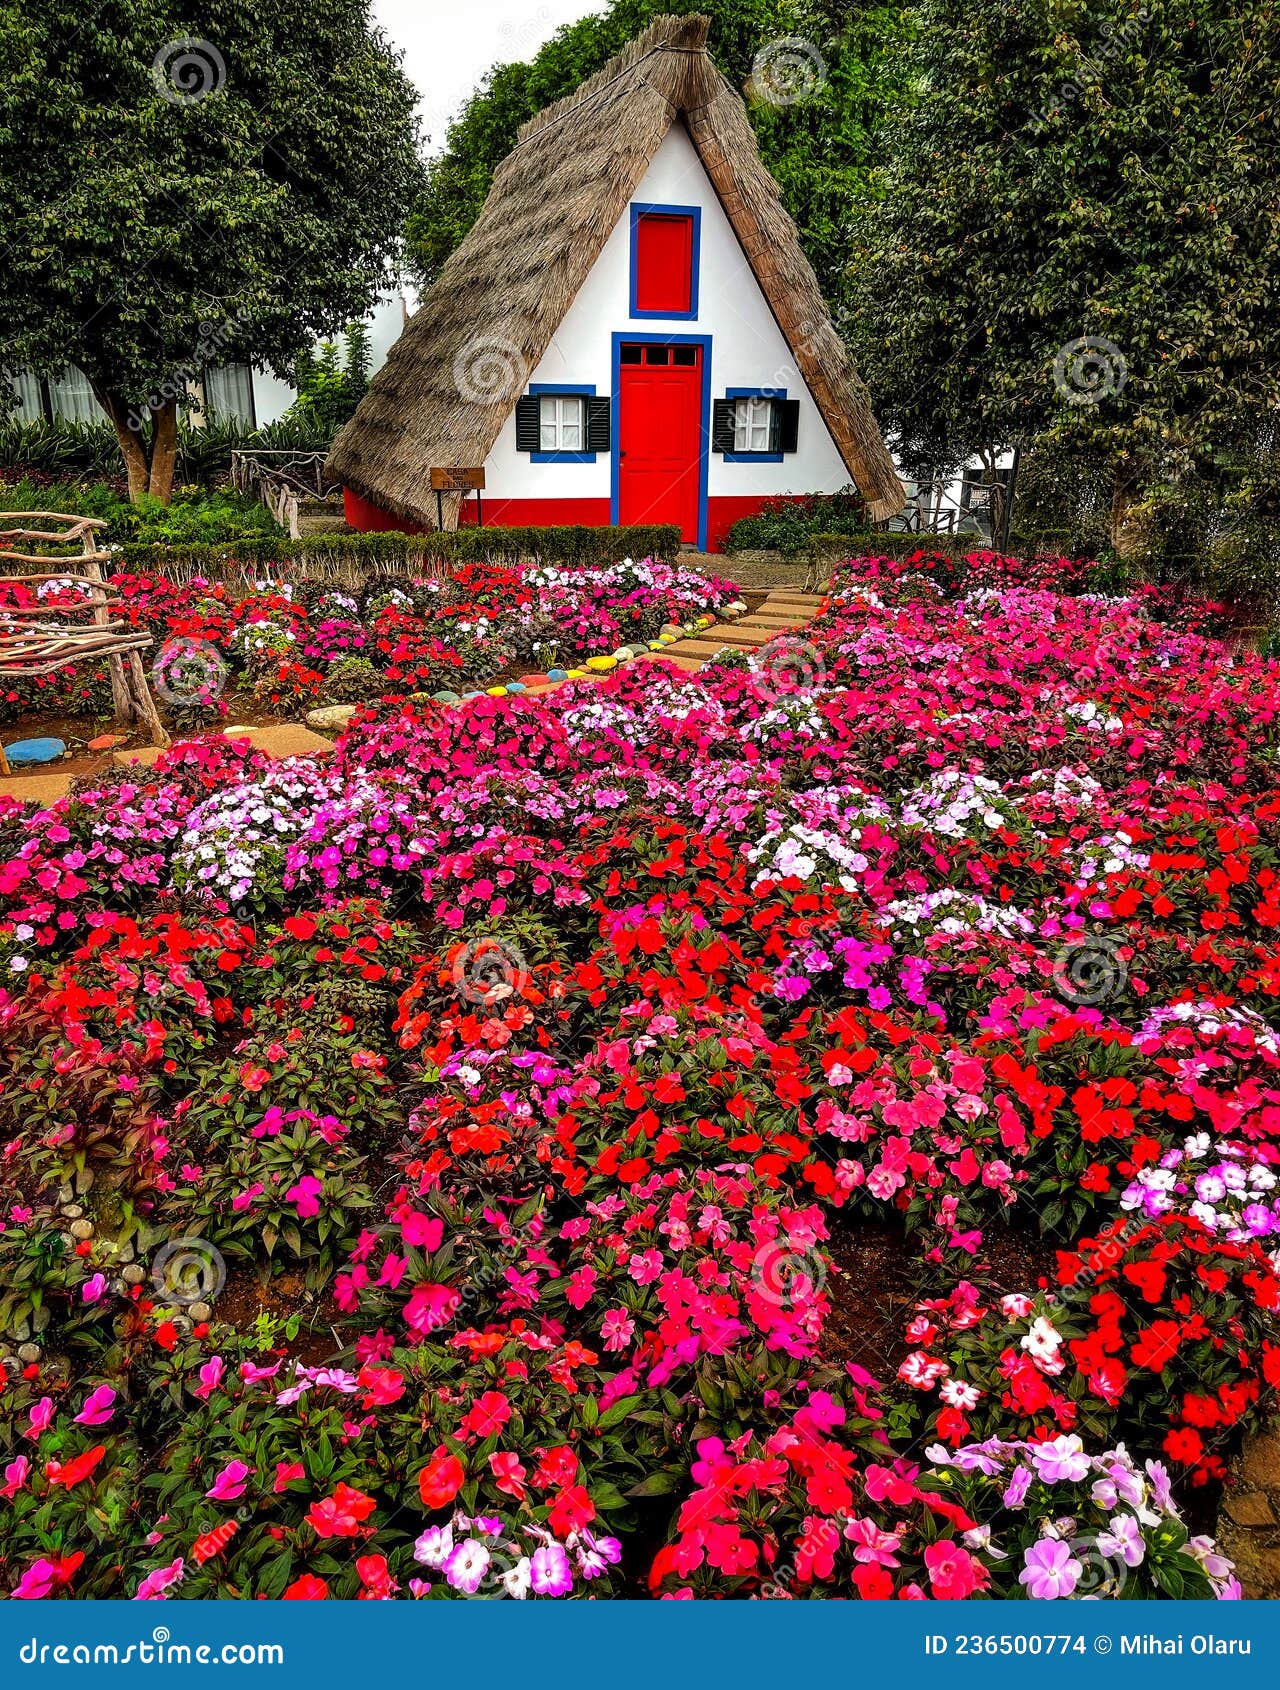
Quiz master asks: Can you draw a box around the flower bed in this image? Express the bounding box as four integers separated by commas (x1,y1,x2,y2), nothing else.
0,556,736,729
0,549,1272,1601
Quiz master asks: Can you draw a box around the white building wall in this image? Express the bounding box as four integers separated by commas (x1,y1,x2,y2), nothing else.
482,123,850,501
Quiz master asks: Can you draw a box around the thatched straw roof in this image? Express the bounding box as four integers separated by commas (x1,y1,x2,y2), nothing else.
327,13,906,526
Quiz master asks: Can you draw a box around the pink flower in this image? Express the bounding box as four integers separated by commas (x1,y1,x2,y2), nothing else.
1019,1537,1082,1600
73,1386,117,1426
193,1357,225,1401
1,1455,31,1498
286,1174,324,1217
81,1272,108,1304
529,1542,573,1596
24,1397,54,1439
135,1557,185,1600
205,1459,251,1502
924,1539,984,1599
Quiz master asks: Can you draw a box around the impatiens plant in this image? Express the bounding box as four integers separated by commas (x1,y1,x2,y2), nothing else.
2,546,1275,1599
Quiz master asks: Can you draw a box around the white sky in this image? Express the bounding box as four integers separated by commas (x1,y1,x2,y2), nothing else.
371,0,603,154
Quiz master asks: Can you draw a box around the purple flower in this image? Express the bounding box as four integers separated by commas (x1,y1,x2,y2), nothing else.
529,1542,573,1597
1029,1434,1090,1484
1019,1537,1082,1599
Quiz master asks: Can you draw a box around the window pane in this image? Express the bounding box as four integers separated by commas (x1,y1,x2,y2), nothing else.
645,346,669,365
205,363,255,425
673,346,697,366
47,367,103,424
620,345,642,364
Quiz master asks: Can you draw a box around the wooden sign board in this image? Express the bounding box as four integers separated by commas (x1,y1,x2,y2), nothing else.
430,466,485,492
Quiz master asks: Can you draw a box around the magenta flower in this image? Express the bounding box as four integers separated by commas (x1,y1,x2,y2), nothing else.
205,1459,251,1502
73,1386,117,1427
529,1542,573,1597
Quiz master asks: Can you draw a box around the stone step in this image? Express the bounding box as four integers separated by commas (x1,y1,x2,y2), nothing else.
0,770,75,808
698,625,785,647
632,650,705,672
729,621,806,638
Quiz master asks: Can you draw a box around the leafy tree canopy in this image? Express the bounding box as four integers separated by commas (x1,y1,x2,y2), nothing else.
407,0,914,319
0,1,422,500
846,0,1280,553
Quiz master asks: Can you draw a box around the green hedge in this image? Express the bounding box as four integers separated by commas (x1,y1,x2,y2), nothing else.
805,529,1093,560
110,524,684,577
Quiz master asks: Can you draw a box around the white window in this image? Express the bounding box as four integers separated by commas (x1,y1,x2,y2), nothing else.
732,395,773,454
205,363,257,425
539,393,585,452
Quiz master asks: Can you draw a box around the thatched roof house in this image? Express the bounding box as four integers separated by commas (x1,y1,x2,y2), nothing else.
328,13,905,547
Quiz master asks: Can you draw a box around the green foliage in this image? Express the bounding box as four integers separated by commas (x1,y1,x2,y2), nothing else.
0,0,423,493
286,324,373,437
111,523,685,575
723,488,869,553
320,656,385,704
406,0,913,317
849,0,1280,555
0,415,334,488
0,477,282,543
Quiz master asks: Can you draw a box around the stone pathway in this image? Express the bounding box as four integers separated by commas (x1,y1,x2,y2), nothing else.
1219,1429,1280,1597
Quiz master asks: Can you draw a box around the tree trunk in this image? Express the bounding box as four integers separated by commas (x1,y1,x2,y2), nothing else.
93,385,151,504
147,400,179,505
1109,461,1152,563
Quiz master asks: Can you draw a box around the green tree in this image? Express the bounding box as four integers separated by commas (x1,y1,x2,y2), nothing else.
847,0,1280,556
407,0,913,319
287,322,373,436
0,2,422,502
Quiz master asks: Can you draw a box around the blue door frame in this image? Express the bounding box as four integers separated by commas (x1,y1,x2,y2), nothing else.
610,331,712,553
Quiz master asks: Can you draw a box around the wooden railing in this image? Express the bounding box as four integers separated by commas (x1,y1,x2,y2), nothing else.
0,511,169,758
230,450,342,539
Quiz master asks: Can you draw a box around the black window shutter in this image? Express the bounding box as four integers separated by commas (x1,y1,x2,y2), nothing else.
514,394,540,452
586,395,610,452
772,398,801,454
712,398,736,454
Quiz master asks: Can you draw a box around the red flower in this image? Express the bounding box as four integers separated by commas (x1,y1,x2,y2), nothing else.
1131,1319,1183,1372
283,1573,329,1599
1164,1427,1204,1465
417,1446,465,1510
44,1445,106,1489
306,1482,377,1538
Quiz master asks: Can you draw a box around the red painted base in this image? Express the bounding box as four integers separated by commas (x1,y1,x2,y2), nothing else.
342,489,808,556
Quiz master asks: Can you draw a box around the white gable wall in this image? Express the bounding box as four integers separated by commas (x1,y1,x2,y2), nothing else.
480,123,850,511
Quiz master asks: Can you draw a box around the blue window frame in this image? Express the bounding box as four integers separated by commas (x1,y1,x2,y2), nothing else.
610,331,712,554
629,204,702,321
529,382,597,463
723,387,787,463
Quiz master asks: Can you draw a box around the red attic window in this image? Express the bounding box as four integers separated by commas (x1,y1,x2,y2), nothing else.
631,207,699,318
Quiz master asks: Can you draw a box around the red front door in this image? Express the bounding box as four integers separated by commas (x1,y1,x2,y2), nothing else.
618,343,703,542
